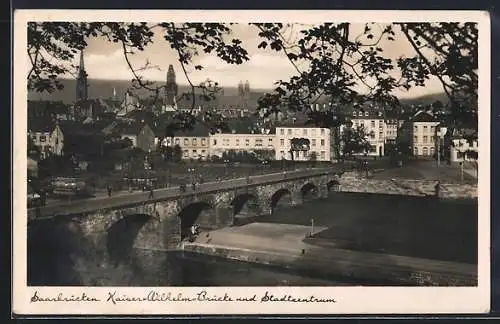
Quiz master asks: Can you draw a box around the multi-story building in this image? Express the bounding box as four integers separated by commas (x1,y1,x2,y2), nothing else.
209,130,276,158
275,125,331,161
384,118,404,144
160,123,211,160
348,109,386,157
397,110,440,157
118,122,156,152
28,118,64,159
410,110,440,157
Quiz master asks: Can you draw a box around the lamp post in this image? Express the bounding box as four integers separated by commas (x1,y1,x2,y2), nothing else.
188,167,194,182
310,218,315,236
436,130,441,168
223,159,229,178
460,161,464,183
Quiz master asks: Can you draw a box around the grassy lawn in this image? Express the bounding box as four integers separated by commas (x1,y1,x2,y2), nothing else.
259,192,477,264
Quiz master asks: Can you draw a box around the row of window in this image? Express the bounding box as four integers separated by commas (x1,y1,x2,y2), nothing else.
182,149,207,158
353,111,383,117
279,138,326,147
212,138,274,147
352,120,382,129
386,130,397,137
414,135,435,144
31,133,54,143
414,146,435,156
414,125,436,133
279,150,327,159
278,128,326,136
31,134,61,145
166,138,207,146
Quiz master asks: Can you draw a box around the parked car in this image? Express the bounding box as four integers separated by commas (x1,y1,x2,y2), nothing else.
27,185,42,208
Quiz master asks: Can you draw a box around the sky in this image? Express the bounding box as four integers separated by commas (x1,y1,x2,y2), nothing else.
67,23,444,99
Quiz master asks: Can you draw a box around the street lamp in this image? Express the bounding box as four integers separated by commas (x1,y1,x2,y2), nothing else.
223,159,229,178
436,129,441,168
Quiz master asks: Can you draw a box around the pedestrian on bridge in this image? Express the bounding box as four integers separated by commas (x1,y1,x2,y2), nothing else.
107,185,112,197
39,188,46,207
149,187,154,199
434,181,441,198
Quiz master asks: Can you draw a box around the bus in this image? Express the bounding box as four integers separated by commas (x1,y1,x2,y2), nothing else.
51,176,94,197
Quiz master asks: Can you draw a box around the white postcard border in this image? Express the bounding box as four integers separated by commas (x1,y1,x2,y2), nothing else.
12,9,491,315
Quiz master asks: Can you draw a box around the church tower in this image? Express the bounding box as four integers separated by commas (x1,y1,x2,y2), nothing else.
164,64,178,109
76,50,88,102
237,81,244,97
244,80,250,99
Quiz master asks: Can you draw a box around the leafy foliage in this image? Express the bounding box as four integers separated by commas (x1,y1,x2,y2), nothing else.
340,125,371,156
252,22,478,130
159,144,182,162
27,21,478,136
289,137,310,160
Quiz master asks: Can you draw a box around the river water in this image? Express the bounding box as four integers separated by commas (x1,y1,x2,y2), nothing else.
28,192,477,286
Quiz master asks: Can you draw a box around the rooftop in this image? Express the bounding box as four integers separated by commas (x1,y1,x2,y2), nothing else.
411,110,438,123
28,118,56,133
58,120,108,136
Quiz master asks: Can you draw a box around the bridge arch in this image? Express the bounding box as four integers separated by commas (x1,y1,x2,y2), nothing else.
28,216,84,285
300,182,318,199
106,213,155,265
231,193,259,216
270,188,292,209
178,201,212,240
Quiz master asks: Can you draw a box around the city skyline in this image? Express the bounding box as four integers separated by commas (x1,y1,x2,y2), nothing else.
56,22,447,99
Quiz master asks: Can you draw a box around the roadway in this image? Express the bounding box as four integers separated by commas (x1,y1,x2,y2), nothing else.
28,167,340,220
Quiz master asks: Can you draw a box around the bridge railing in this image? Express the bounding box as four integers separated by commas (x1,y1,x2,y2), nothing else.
27,167,341,220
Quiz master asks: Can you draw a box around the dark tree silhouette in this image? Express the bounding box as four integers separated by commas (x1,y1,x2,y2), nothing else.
340,125,371,156
27,22,478,137
253,23,477,133
289,137,310,160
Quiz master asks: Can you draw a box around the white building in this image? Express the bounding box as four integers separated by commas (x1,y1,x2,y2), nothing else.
384,118,405,144
27,119,64,159
275,126,331,161
411,110,440,157
450,137,478,163
158,123,211,160
348,110,386,157
209,130,275,158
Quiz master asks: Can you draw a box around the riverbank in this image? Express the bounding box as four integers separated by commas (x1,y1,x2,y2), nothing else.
181,223,477,286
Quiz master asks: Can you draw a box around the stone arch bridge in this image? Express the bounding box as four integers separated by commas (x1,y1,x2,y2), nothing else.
28,168,342,264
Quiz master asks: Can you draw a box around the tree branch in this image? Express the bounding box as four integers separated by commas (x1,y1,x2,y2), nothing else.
400,24,455,103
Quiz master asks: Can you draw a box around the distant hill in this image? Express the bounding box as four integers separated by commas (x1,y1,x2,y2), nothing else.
399,92,449,107
28,78,449,109
27,78,271,110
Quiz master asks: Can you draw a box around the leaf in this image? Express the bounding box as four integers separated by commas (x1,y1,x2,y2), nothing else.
367,34,374,39
194,65,203,70
258,41,268,49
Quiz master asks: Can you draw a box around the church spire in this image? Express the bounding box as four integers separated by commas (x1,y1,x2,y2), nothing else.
76,50,88,102
79,50,85,72
164,64,178,108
